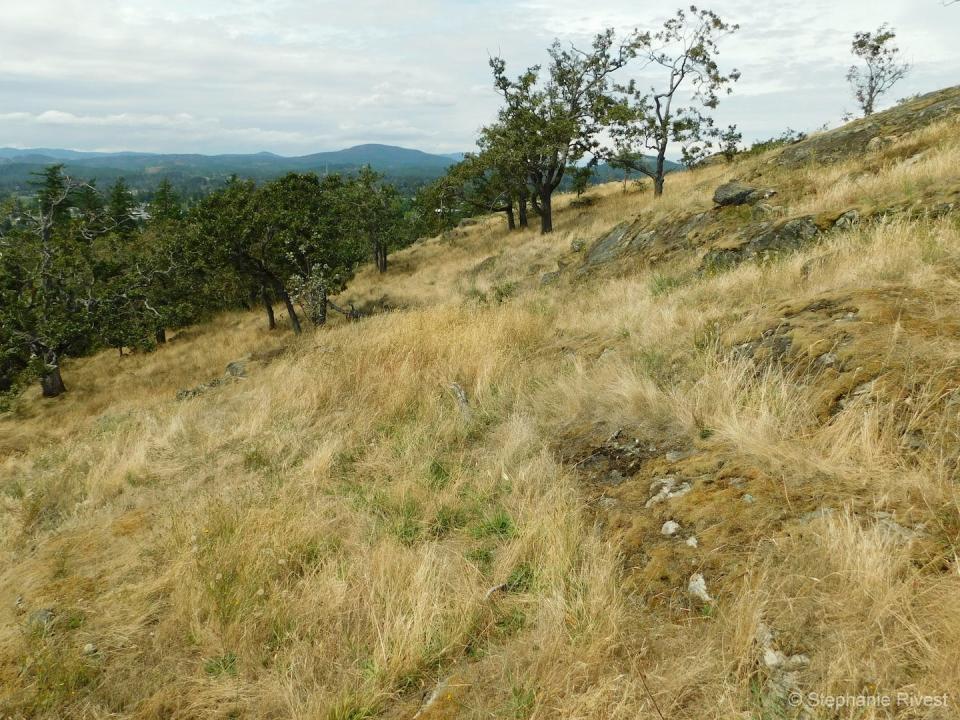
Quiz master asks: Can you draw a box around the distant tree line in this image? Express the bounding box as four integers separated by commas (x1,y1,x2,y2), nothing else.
0,166,411,399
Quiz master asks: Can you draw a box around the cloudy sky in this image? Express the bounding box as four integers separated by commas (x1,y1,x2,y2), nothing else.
0,0,956,156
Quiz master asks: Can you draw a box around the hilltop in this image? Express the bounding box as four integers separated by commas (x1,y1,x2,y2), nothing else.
0,144,462,197
1,86,959,719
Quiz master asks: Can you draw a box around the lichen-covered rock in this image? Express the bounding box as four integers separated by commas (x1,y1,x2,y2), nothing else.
701,215,821,270
713,182,776,207
583,222,631,267
713,181,757,206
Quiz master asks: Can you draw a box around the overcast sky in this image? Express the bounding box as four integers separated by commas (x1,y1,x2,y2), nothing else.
0,0,956,156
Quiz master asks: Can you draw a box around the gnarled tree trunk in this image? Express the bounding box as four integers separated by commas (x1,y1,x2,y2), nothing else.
375,242,388,273
538,188,553,233
41,365,66,398
518,190,529,229
262,288,276,330
279,288,302,335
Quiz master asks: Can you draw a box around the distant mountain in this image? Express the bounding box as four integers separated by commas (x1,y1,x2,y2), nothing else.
0,144,466,198
0,144,679,200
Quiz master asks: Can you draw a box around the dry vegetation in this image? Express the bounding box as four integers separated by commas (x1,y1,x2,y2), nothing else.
2,92,960,719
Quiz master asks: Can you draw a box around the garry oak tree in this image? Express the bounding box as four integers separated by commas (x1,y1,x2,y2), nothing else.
607,6,740,196
490,28,639,233
847,24,910,117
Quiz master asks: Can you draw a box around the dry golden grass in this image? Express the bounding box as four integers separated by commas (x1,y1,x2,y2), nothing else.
2,104,960,719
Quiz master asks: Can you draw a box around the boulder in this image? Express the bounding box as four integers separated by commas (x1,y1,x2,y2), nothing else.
713,181,757,206
713,182,777,207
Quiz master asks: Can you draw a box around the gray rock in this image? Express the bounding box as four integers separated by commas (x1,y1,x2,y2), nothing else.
713,182,777,207
702,216,821,271
540,271,560,286
834,209,861,230
82,643,97,656
583,222,631,267
603,470,625,486
646,476,693,507
815,352,838,367
685,536,699,548
661,520,680,536
665,448,696,463
713,181,758,206
867,135,897,152
751,203,776,220
742,493,756,504
225,357,250,378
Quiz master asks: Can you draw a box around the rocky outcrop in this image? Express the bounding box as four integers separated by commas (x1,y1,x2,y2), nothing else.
701,215,822,270
712,181,776,207
775,85,960,167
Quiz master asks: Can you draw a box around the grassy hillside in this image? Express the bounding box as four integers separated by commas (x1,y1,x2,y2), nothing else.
1,87,959,719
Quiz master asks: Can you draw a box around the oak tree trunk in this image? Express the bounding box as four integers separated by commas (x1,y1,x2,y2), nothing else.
518,191,529,229
539,188,553,234
41,365,66,398
262,289,276,330
156,327,167,344
375,242,388,273
280,288,302,335
506,203,516,231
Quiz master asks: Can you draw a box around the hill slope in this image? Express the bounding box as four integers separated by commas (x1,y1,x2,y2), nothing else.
1,86,959,719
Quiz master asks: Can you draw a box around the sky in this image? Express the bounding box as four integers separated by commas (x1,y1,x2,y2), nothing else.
0,0,957,156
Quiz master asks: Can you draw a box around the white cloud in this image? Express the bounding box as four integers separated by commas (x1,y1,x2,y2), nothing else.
0,0,956,154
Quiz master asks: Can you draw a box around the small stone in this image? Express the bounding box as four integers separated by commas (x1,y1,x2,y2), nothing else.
815,352,838,367
688,573,713,603
661,520,680,537
27,608,54,628
604,470,625,486
685,536,699,548
665,448,696,463
225,357,250,378
742,494,756,504
763,648,787,668
834,209,860,230
82,643,97,656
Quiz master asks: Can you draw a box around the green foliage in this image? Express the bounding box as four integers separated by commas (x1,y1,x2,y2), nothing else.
489,28,640,232
472,510,516,539
203,652,238,677
720,124,743,162
847,24,910,116
743,128,808,157
606,7,740,192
